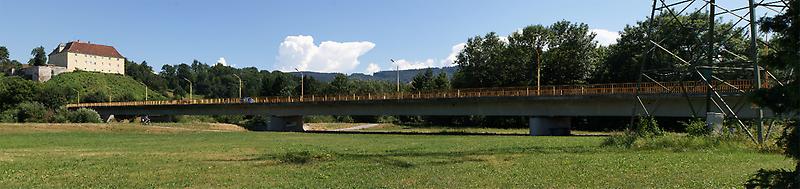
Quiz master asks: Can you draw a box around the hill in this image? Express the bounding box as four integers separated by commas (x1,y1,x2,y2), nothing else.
44,71,165,102
290,67,458,83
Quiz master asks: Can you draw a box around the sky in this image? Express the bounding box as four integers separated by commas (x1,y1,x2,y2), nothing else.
0,0,659,74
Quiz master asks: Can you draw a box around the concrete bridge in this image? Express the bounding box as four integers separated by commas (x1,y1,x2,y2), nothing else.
67,80,772,135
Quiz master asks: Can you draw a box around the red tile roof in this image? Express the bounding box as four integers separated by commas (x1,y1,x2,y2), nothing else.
49,41,124,58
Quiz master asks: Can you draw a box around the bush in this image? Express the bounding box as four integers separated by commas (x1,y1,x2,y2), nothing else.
14,102,47,123
50,108,71,123
602,133,753,151
69,108,102,123
0,109,15,123
682,118,709,136
631,116,663,137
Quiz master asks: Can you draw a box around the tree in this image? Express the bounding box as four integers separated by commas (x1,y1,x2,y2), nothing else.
0,46,8,61
411,69,435,91
326,74,354,94
452,32,516,88
749,1,799,187
453,21,601,88
28,46,47,66
433,72,450,90
541,21,598,85
0,46,21,75
0,76,41,110
595,12,750,83
126,60,168,92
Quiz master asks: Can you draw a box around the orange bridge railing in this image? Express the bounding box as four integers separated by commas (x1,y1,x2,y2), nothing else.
66,80,755,108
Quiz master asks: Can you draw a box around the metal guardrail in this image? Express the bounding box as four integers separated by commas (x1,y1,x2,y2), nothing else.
65,80,755,108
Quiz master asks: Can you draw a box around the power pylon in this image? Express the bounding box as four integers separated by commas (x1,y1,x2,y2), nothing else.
633,0,790,143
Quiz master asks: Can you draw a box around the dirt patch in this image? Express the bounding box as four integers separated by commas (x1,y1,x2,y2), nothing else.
0,123,247,133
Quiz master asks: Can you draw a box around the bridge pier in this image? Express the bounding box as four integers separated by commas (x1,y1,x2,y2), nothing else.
267,116,305,132
529,117,571,136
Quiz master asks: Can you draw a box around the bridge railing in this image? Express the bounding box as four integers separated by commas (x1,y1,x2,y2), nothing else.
66,80,754,108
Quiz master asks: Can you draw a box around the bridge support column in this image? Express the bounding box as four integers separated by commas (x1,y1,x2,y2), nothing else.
529,117,571,136
267,116,305,132
706,112,725,135
100,114,115,123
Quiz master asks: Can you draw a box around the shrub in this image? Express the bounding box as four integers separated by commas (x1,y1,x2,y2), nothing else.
50,108,71,123
631,116,663,137
14,102,47,123
69,108,102,123
682,118,709,136
0,109,15,123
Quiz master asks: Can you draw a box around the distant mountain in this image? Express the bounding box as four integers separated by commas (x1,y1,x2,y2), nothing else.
290,67,458,83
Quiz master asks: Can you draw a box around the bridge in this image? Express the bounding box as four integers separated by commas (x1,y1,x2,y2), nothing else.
67,80,771,135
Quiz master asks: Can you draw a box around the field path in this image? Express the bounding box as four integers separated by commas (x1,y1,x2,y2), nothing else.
144,125,237,132
331,124,380,131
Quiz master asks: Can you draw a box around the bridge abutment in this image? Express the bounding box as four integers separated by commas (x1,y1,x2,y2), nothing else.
267,116,305,132
529,117,571,136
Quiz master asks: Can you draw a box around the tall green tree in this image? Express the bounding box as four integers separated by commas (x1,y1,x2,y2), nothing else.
750,1,799,186
0,46,8,61
411,69,435,91
28,46,47,66
595,12,750,83
541,21,598,85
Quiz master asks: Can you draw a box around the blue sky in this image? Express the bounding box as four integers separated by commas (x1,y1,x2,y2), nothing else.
0,0,656,74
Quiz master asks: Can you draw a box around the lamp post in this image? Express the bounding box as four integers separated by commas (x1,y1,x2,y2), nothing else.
71,88,80,104
535,46,542,95
105,86,112,102
532,34,547,96
294,68,304,100
390,59,399,92
135,80,148,101
232,74,242,99
182,78,193,101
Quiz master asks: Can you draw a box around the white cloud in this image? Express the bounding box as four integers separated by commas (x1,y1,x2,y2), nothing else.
391,59,437,70
365,63,381,75
590,29,621,46
276,35,375,73
393,43,466,70
443,43,466,67
216,57,228,66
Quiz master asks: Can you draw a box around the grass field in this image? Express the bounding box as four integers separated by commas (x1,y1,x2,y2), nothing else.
0,123,793,188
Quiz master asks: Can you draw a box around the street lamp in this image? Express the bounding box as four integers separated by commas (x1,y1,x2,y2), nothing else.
105,85,112,102
294,68,304,100
390,59,399,92
232,74,242,99
532,34,548,95
71,88,80,104
182,78,193,101
135,80,148,101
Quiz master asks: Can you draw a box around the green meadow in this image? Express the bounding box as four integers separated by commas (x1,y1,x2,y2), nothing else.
0,123,792,188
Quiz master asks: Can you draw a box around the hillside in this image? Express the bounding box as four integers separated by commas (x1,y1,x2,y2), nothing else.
44,71,165,102
291,67,458,83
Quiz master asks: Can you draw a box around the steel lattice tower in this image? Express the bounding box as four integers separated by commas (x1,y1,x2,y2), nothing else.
634,0,790,143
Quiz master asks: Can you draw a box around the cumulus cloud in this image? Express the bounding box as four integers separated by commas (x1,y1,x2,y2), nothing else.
392,43,466,70
276,35,376,73
365,63,381,75
443,43,466,67
216,57,228,66
391,59,437,70
590,29,621,46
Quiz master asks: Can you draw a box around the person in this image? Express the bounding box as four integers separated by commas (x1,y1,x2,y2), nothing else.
141,115,151,125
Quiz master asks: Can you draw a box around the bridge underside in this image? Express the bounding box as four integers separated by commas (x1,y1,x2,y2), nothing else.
84,94,772,134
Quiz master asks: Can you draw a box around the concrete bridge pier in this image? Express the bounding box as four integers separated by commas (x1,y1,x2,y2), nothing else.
529,117,571,136
99,114,115,123
267,115,305,132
